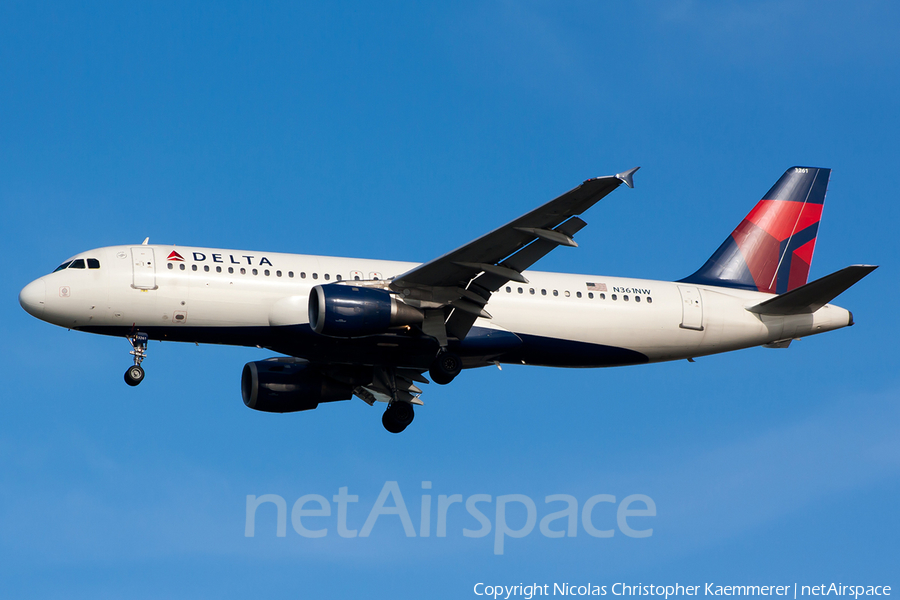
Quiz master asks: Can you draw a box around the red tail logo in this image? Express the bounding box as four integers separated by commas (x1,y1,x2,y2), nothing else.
681,167,830,294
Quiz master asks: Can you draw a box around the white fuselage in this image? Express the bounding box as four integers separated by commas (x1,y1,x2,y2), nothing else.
20,244,854,368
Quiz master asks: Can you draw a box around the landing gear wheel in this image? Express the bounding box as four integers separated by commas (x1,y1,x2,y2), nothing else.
429,351,461,385
382,401,415,434
124,365,145,387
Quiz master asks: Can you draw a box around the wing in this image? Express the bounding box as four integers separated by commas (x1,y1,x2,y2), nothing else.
390,167,639,342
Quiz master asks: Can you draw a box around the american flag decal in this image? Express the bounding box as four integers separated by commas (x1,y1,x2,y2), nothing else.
586,282,607,292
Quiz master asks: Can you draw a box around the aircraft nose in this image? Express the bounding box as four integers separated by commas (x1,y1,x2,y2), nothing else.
19,278,46,318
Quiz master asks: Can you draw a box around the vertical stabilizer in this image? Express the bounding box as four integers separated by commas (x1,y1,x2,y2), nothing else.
680,166,830,294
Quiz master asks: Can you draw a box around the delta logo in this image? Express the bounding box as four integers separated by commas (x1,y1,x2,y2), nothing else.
166,250,275,266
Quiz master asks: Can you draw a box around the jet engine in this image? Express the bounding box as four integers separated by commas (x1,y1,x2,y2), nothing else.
241,358,353,413
308,284,423,338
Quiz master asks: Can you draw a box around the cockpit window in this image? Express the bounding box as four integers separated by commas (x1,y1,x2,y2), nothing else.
52,258,99,272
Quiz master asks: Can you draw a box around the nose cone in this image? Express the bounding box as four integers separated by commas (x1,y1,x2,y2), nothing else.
19,278,46,318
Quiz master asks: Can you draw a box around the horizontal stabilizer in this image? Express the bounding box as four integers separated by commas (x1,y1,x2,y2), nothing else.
747,265,878,315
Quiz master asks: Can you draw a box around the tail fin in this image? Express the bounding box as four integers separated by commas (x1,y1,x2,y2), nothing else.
680,166,831,294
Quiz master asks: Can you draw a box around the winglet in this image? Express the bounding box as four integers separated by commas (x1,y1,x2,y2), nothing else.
615,167,640,189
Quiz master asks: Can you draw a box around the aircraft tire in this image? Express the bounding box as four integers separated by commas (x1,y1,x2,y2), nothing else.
382,401,414,433
125,365,145,387
429,351,461,385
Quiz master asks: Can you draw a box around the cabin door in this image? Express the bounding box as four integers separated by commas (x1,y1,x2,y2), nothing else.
677,285,704,331
131,247,158,290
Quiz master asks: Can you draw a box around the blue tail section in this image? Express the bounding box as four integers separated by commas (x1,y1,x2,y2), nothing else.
680,167,830,294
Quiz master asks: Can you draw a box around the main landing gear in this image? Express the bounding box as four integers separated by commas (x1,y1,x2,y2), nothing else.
378,351,459,432
429,350,461,385
382,401,415,434
124,332,149,386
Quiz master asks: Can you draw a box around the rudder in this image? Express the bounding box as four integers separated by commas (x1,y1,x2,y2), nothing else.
680,166,831,294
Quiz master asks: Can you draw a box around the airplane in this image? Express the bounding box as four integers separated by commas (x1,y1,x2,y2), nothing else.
19,166,876,433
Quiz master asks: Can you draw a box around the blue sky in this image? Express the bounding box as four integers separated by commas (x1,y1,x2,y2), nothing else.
2,1,898,598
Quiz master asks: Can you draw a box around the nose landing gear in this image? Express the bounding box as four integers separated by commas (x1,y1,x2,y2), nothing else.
125,364,145,386
125,332,149,386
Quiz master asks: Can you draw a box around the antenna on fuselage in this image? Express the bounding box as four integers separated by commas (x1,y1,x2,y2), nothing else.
141,237,149,245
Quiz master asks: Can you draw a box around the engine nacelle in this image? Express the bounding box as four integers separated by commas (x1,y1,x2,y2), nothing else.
308,284,423,338
241,358,353,413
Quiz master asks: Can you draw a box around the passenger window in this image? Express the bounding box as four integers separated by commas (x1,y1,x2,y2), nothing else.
505,286,511,293
228,267,234,274
529,288,535,295
647,297,653,304
87,259,100,269
216,266,222,273
588,292,594,299
576,291,582,298
240,268,246,275
336,274,342,281
192,264,198,271
565,291,570,297
179,264,185,271
600,293,606,300
204,265,209,272
300,272,306,279
541,289,547,296
518,287,523,294
324,274,330,281
252,268,258,275
553,290,558,296
264,269,270,276
288,271,294,278
624,295,629,301
70,259,85,269
635,296,641,303
53,261,73,272
612,294,617,301
167,263,174,270
276,270,282,277
313,273,318,280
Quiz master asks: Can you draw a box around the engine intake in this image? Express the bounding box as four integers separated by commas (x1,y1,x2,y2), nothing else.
241,358,353,413
308,284,423,338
